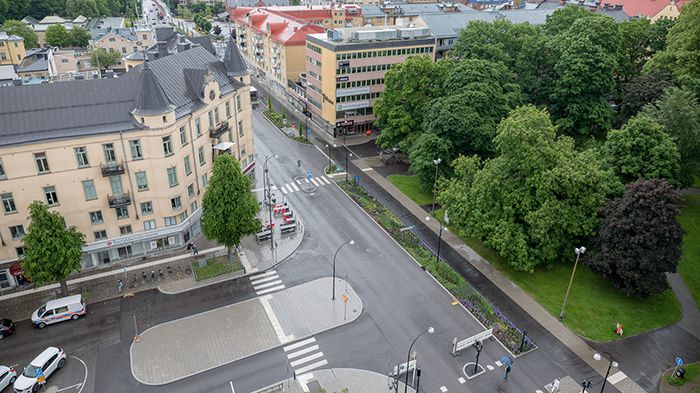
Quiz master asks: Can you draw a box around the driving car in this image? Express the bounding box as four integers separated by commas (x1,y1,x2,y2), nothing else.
12,347,66,393
0,319,14,339
0,366,17,392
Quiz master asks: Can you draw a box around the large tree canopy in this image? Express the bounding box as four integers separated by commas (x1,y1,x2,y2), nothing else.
440,106,618,271
584,179,684,298
603,116,681,185
1,20,39,48
45,24,70,47
617,71,673,126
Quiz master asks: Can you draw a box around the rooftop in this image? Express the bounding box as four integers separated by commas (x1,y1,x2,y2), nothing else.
361,2,473,18
232,7,325,45
308,25,433,46
91,27,138,42
0,31,24,41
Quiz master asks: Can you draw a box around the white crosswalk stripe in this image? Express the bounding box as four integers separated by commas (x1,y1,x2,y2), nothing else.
250,270,285,295
320,176,331,185
291,183,299,191
284,336,328,377
280,186,288,194
310,178,320,187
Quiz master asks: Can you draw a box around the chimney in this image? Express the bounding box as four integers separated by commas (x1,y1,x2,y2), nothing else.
12,78,22,86
157,41,168,58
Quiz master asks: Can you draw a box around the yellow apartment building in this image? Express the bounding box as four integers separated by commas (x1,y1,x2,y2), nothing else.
0,32,26,66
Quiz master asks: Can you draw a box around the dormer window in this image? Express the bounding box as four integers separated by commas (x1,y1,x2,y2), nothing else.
209,90,216,100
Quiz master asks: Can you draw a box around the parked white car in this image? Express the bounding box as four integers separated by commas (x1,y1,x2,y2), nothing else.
31,295,86,329
0,366,17,392
13,347,66,393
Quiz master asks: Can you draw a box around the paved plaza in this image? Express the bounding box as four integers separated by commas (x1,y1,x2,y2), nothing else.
252,368,415,393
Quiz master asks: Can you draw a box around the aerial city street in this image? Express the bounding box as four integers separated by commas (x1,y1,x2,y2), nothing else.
0,0,699,392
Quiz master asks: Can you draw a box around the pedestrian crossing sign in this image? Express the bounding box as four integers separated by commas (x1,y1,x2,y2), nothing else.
307,170,312,180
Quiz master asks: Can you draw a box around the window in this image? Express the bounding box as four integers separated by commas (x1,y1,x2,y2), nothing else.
190,201,198,213
115,206,129,219
238,120,244,137
201,173,208,188
164,216,177,227
103,143,117,164
184,156,192,176
94,230,108,241
167,167,178,187
120,225,132,235
214,108,220,124
144,219,156,230
162,115,167,123
225,101,231,118
89,210,104,224
9,225,24,240
44,186,58,206
188,183,195,197
179,126,187,145
16,247,24,258
82,180,97,200
179,211,188,221
0,157,5,179
34,152,50,173
122,47,127,54
162,136,173,156
74,146,89,167
140,201,153,215
171,196,181,209
129,140,143,160
198,146,205,165
2,193,16,214
142,33,147,40
195,118,202,136
208,110,214,128
135,171,148,191
109,176,123,194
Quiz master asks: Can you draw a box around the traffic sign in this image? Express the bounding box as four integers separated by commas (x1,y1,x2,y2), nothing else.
343,295,348,302
37,375,45,384
676,357,683,366
307,170,312,180
34,367,43,378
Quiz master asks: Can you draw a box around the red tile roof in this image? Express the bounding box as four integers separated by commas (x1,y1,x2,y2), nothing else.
229,7,324,45
603,0,686,17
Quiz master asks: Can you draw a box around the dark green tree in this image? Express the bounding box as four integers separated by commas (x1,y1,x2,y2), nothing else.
641,87,700,187
28,0,53,20
47,0,67,15
45,24,71,47
617,18,661,87
0,0,8,25
65,0,99,17
201,154,260,264
617,71,673,126
20,201,86,297
6,0,30,20
1,20,39,48
604,116,681,185
584,179,684,298
90,48,122,69
69,26,90,47
408,132,453,191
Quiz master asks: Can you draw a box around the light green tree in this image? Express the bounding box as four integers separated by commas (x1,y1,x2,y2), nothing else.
201,154,260,264
69,25,90,47
90,48,122,69
45,24,70,47
20,201,86,296
1,20,39,48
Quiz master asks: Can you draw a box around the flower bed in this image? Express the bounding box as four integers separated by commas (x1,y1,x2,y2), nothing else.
340,181,536,355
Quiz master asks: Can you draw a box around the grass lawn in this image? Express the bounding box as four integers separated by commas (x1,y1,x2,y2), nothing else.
664,362,700,387
693,176,700,188
679,195,700,308
192,256,242,281
387,174,434,206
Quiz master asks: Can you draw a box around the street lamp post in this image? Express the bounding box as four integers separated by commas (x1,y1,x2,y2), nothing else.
594,352,618,393
332,240,354,300
431,158,441,213
263,154,278,256
425,216,447,265
559,246,586,320
404,327,435,393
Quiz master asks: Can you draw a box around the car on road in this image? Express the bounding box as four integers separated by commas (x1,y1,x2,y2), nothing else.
0,319,15,339
31,295,86,329
13,347,66,393
0,366,17,391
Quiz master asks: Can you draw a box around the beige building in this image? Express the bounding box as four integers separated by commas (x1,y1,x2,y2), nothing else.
53,48,98,80
0,32,27,66
91,26,155,69
0,43,254,289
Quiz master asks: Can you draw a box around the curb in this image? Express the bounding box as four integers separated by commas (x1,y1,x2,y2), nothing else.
157,269,246,295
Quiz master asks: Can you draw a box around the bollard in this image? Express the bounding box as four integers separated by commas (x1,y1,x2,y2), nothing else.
519,329,528,353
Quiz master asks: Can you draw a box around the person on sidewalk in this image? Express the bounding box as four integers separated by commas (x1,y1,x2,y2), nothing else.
503,365,512,381
189,243,199,255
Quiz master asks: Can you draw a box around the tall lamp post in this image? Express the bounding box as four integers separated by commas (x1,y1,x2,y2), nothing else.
404,327,435,393
263,154,278,256
332,239,354,300
559,246,586,320
431,158,442,213
326,143,337,169
425,216,447,265
594,352,618,393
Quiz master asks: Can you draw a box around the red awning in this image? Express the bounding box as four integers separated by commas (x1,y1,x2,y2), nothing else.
9,263,23,276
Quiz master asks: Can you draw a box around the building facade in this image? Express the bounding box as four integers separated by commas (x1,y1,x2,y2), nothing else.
0,32,26,66
91,26,155,68
0,43,254,290
304,27,435,136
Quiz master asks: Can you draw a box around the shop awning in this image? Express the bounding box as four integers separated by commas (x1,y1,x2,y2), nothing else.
213,141,234,151
9,263,23,276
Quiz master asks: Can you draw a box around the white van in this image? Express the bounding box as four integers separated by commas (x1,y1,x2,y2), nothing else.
31,295,86,329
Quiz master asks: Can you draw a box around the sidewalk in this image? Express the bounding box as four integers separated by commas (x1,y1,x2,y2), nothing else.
350,157,648,393
130,277,363,385
253,368,415,393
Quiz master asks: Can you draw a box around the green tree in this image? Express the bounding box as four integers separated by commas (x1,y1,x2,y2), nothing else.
408,132,453,191
69,25,90,47
617,18,658,87
374,56,447,151
90,48,122,69
201,154,260,264
95,0,110,15
28,0,53,20
48,0,67,15
543,5,597,35
439,106,618,271
6,0,30,20
20,201,86,297
45,24,71,47
604,116,681,185
1,20,39,48
584,179,684,298
65,0,99,17
641,87,700,187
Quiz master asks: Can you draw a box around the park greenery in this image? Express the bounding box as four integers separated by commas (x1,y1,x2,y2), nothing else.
90,48,123,69
201,154,260,266
375,2,700,301
19,202,86,297
0,0,142,23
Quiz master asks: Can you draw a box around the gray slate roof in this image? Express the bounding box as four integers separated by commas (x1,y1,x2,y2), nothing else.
91,27,137,42
223,39,247,76
362,3,472,18
131,61,174,116
0,46,243,147
189,36,216,56
419,12,498,38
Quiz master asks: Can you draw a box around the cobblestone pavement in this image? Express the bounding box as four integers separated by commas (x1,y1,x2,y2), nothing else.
130,277,362,385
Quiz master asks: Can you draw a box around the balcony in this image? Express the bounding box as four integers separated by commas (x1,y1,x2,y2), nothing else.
209,122,230,139
108,193,131,208
101,162,125,176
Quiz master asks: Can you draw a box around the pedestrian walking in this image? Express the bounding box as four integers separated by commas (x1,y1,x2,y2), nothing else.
117,279,124,293
503,365,512,381
191,243,199,255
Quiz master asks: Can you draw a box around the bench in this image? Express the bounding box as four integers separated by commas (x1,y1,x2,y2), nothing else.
283,216,296,225
280,223,297,234
256,230,272,242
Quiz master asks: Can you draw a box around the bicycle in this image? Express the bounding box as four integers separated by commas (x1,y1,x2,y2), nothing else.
158,269,164,282
141,271,147,285
132,273,139,288
150,270,156,284
117,279,124,293
185,265,192,275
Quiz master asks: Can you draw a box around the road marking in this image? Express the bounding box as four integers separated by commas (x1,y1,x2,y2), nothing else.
251,275,280,285
536,390,543,393
287,345,320,359
280,186,288,194
486,365,494,370
310,178,320,187
71,355,88,393
361,167,373,172
440,386,448,392
285,183,295,193
283,337,316,352
230,381,236,393
495,360,502,367
253,280,283,289
608,371,627,384
291,183,300,191
290,352,325,367
256,285,286,295
250,270,277,280
294,359,328,374
458,377,466,384
259,295,293,343
320,176,331,185
57,383,83,392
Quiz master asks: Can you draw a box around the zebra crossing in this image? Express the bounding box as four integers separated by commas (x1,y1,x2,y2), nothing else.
249,270,285,295
277,175,333,194
283,337,328,376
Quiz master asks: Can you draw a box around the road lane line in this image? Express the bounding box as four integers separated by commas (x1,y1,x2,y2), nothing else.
290,352,324,367
259,294,292,343
230,381,235,393
283,337,317,352
294,360,328,374
287,345,320,359
256,285,286,295
253,280,283,289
